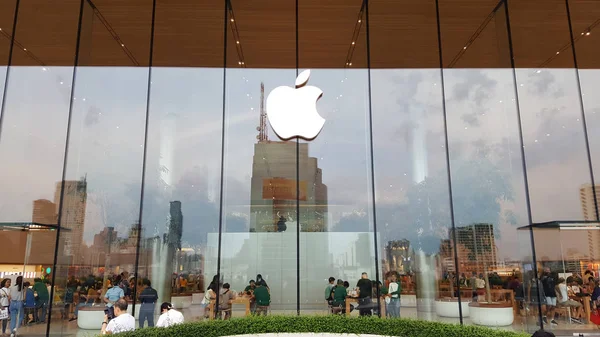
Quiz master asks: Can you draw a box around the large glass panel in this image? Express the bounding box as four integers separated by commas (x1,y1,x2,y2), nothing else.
215,0,298,317
49,0,153,335
441,0,536,331
137,0,224,326
297,0,375,316
510,0,594,333
570,0,600,224
370,0,455,322
0,1,79,336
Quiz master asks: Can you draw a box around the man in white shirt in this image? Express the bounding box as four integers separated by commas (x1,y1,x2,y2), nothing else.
101,299,135,335
156,302,184,328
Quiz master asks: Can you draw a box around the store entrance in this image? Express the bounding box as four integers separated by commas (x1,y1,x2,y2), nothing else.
0,222,57,287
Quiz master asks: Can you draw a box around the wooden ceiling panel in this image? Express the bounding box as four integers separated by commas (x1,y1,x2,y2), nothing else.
0,0,597,68
569,0,600,69
369,0,439,68
298,0,362,68
230,0,296,68
509,0,574,68
0,1,17,64
153,0,224,67
10,0,79,66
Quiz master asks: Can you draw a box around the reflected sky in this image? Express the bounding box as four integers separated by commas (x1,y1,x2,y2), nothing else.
0,66,598,261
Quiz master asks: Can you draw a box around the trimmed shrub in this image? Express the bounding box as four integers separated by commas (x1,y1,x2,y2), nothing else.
115,315,530,337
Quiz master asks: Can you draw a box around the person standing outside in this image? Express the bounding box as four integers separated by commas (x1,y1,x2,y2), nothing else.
356,272,373,316
101,299,135,335
32,278,49,323
541,267,558,325
138,279,158,328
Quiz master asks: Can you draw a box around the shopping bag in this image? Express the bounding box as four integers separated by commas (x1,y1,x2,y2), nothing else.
590,310,600,325
0,308,8,320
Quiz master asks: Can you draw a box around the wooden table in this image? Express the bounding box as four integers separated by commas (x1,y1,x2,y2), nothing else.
345,297,386,318
207,296,252,320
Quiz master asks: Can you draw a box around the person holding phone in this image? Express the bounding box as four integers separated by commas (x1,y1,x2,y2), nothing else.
101,299,134,335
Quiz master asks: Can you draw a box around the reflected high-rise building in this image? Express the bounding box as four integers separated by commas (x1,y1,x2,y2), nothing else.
445,224,498,274
385,239,413,274
250,141,328,232
55,179,88,265
32,199,57,225
580,184,600,260
249,95,328,232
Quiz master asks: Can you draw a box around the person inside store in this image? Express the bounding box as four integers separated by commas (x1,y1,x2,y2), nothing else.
178,275,188,293
356,272,373,316
330,279,347,314
1,279,11,336
244,280,257,314
201,283,217,319
156,302,184,328
9,276,24,337
256,274,269,291
138,278,159,328
22,282,36,325
218,283,236,320
253,281,270,316
325,277,335,304
71,283,97,322
104,278,125,320
101,299,135,335
387,272,401,318
32,277,49,324
541,267,558,325
555,277,583,324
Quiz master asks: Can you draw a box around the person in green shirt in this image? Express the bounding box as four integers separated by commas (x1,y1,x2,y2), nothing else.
244,280,256,295
244,280,257,314
331,280,347,314
325,277,335,302
253,282,270,316
32,278,49,323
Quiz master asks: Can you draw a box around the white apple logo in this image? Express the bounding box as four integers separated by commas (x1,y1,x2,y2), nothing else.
266,69,325,140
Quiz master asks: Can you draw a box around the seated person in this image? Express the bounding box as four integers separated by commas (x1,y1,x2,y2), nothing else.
253,282,270,316
218,283,236,320
331,280,348,314
556,277,583,323
245,280,256,295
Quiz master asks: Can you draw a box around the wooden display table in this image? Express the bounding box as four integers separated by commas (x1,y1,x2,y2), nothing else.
207,296,252,320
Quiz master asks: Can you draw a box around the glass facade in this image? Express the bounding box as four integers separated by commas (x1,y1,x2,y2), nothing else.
0,0,599,336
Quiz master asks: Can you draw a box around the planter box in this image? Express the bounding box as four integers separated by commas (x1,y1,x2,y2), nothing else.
171,294,193,309
434,299,469,318
469,302,514,326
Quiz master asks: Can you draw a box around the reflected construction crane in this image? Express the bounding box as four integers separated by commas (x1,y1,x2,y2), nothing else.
256,82,269,143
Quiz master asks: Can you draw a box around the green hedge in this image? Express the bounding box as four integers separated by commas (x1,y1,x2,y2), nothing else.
114,315,530,337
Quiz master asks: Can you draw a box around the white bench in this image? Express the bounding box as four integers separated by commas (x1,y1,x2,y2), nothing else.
77,306,106,330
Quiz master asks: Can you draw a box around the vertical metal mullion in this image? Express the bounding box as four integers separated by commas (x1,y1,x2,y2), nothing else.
215,0,230,316
564,0,599,223
364,0,382,317
502,0,543,329
47,0,86,335
0,0,21,142
434,0,463,324
295,0,301,317
132,0,157,318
